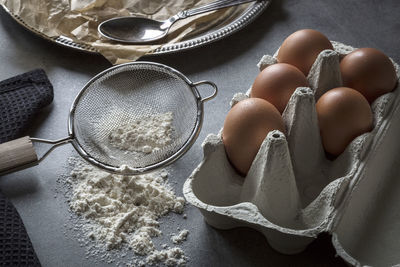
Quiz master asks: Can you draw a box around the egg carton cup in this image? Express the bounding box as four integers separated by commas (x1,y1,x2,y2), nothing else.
183,41,400,265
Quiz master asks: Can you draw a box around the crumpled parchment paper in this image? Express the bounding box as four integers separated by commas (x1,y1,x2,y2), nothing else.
1,0,245,64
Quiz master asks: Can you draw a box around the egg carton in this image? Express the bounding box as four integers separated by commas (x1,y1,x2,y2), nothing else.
183,41,400,266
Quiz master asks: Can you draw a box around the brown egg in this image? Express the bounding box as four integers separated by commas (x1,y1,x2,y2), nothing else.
340,48,398,103
316,87,373,156
251,63,308,113
222,98,285,176
277,29,333,76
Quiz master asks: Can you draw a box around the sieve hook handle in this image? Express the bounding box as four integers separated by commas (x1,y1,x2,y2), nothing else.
0,136,72,176
193,80,218,102
30,137,73,163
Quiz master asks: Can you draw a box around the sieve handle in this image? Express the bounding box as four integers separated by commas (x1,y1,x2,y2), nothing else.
0,136,38,175
0,136,71,176
193,80,218,102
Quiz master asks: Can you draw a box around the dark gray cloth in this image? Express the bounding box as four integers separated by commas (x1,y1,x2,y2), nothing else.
0,196,41,266
0,69,53,266
0,69,53,143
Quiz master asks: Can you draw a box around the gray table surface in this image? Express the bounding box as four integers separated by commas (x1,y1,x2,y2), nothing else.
1,0,399,266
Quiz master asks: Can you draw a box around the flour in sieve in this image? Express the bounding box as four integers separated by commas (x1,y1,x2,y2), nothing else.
67,158,188,266
109,112,173,154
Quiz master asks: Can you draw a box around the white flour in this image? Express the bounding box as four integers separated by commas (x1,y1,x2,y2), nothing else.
147,247,187,266
171,230,189,244
66,159,188,266
109,112,173,154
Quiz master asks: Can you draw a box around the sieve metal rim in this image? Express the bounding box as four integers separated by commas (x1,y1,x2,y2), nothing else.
67,61,217,175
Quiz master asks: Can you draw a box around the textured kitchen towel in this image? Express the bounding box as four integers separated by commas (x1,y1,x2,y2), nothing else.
0,69,53,266
0,68,53,143
0,196,41,266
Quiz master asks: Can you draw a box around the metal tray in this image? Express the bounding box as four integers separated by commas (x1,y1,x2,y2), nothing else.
1,1,270,55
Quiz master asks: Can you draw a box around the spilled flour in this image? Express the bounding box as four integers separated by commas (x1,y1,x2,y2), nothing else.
147,248,186,266
65,158,189,266
171,230,189,244
109,112,173,154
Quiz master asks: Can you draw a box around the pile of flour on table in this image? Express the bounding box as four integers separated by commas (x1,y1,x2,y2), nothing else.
66,159,189,266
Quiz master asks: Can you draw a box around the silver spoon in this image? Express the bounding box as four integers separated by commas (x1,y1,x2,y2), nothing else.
98,0,257,44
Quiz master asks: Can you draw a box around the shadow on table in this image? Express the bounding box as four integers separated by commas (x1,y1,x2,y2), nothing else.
0,172,40,199
197,222,347,267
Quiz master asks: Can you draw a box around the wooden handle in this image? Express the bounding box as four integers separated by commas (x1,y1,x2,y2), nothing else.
0,136,38,175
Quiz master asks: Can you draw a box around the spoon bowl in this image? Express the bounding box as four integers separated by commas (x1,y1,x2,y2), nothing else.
98,17,169,43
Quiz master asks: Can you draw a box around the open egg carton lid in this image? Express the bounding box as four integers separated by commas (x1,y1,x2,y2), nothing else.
183,41,400,266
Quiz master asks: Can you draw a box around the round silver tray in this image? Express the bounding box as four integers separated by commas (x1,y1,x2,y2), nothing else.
1,1,270,55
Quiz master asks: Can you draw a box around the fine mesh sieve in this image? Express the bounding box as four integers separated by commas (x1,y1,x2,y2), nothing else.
0,62,217,175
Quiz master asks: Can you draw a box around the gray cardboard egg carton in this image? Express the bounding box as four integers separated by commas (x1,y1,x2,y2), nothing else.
183,41,400,266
